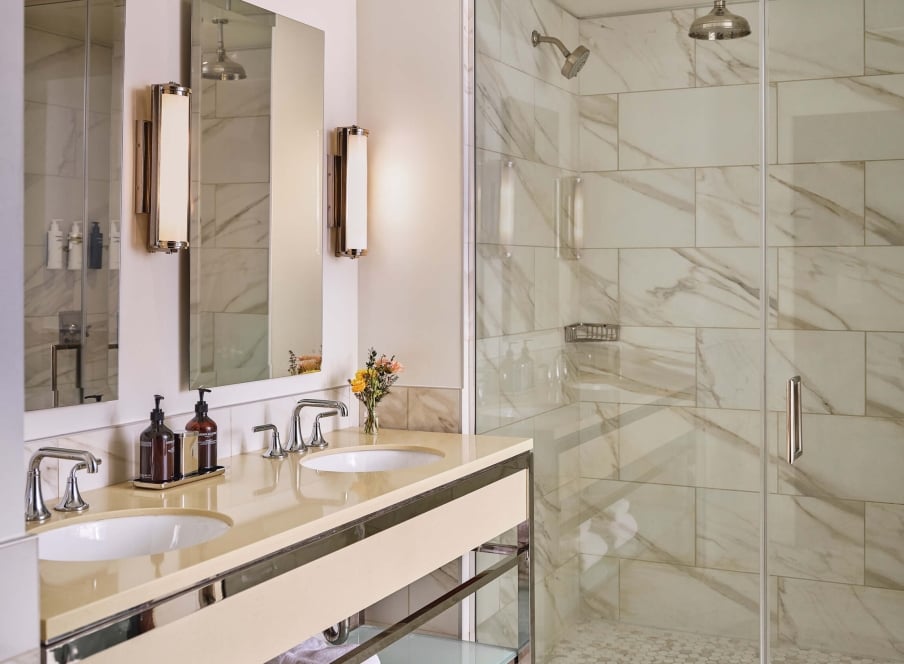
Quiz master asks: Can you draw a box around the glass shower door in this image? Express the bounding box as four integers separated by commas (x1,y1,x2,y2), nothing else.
766,2,904,662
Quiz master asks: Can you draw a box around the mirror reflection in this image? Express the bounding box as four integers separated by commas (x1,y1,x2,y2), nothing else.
23,0,124,411
190,0,324,389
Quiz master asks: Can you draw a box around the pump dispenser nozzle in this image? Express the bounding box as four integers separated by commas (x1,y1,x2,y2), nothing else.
195,388,211,417
151,394,165,423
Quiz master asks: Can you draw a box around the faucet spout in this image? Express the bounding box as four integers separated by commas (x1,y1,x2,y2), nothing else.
287,399,349,453
26,447,102,522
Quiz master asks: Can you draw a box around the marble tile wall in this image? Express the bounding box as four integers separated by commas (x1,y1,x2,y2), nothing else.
474,0,904,659
197,45,272,387
23,22,118,410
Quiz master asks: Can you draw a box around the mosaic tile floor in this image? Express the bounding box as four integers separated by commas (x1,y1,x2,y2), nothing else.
545,619,901,664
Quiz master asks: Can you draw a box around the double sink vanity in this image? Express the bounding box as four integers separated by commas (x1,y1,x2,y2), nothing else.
28,429,533,664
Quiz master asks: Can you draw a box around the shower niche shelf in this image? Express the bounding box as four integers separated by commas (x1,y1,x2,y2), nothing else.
564,322,619,342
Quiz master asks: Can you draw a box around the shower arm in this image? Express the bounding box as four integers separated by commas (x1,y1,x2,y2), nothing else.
531,31,572,58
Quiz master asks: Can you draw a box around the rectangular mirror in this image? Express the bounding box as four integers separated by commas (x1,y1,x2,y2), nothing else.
190,0,324,389
23,0,125,411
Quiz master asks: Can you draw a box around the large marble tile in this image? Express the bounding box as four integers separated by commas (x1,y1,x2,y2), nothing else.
579,554,619,619
500,0,579,93
23,174,83,248
574,327,696,406
534,79,578,170
476,244,534,338
212,312,268,379
360,387,407,431
201,116,270,184
620,85,759,169
476,0,501,60
865,502,904,590
696,488,758,574
582,169,695,249
694,2,759,87
536,480,581,572
24,101,81,177
24,316,62,390
620,248,764,328
777,74,904,164
578,94,617,173
619,560,759,639
410,559,462,637
579,10,695,95
866,160,904,245
534,247,580,330
577,402,618,481
619,406,770,493
24,28,85,108
777,577,904,660
533,404,584,496
767,162,865,247
769,494,865,584
866,332,904,418
779,414,904,504
197,247,268,314
580,479,696,565
866,0,904,75
696,166,760,248
407,387,461,433
777,246,904,331
23,246,81,317
475,55,536,159
575,249,617,324
536,556,580,658
214,183,269,249
214,69,270,119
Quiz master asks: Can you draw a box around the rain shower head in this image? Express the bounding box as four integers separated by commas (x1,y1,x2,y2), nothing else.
202,18,247,81
689,0,751,40
531,30,589,80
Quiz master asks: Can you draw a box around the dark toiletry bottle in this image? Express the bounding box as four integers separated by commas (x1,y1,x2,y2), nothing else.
187,388,218,472
139,394,175,483
88,221,103,269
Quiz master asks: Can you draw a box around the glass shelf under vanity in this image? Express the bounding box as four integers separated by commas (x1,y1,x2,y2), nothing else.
349,626,517,664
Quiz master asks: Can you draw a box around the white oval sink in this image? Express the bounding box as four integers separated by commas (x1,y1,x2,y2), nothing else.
301,446,444,473
37,511,232,562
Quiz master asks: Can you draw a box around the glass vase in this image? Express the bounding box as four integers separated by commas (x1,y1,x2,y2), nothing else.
363,408,379,436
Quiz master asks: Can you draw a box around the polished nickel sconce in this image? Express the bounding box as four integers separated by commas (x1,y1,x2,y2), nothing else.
556,175,584,260
135,82,191,253
331,125,369,258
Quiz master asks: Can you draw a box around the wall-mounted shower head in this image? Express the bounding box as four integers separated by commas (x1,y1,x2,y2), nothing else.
202,18,247,81
688,0,751,40
531,30,589,80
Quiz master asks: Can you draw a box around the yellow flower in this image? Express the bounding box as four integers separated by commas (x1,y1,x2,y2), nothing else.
355,369,367,380
350,378,366,393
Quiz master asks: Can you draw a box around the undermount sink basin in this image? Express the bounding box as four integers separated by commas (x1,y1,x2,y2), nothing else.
301,446,444,473
37,511,233,562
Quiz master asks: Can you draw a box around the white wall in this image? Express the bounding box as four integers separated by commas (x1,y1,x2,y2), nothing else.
25,0,360,441
356,0,464,390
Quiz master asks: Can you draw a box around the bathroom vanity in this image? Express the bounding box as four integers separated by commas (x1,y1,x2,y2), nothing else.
30,429,533,663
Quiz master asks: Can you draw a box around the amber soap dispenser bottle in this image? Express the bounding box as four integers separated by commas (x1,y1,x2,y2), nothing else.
139,394,175,483
187,388,218,471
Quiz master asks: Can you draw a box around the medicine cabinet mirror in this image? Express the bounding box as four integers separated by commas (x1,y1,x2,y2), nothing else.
189,0,324,389
23,0,125,411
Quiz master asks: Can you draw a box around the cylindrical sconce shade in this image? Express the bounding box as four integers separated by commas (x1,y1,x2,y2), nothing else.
332,125,369,258
136,82,191,253
499,160,515,257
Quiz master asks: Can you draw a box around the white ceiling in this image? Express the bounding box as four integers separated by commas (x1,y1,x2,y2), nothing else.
553,0,709,19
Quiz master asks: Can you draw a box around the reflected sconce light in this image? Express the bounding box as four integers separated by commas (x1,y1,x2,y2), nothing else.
499,160,515,258
556,175,584,260
135,82,191,253
331,125,369,258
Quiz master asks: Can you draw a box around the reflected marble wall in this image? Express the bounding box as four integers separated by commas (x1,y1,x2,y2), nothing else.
475,0,904,660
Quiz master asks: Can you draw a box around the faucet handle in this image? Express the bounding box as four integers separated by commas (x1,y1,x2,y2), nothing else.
309,410,339,449
253,424,287,459
55,459,102,513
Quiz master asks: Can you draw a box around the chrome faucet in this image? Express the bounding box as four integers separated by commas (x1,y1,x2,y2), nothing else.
26,447,102,522
286,399,348,453
253,424,287,459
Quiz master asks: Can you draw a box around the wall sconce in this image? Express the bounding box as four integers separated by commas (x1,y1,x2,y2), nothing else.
331,125,369,258
135,82,191,253
499,160,515,258
556,175,584,260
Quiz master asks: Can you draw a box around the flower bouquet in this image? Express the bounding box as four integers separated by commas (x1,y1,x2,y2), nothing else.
349,348,403,435
288,350,322,375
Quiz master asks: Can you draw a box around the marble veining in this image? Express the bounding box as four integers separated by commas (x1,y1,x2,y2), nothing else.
866,0,904,75
866,160,904,245
475,54,536,159
865,502,904,591
578,94,617,172
866,332,904,418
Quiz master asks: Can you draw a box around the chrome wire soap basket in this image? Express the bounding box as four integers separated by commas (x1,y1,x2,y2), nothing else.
564,323,619,343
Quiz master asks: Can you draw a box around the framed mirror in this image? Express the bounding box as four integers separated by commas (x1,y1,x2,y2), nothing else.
23,0,125,411
189,0,325,389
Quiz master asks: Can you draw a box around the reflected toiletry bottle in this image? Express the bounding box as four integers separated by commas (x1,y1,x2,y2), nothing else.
518,342,535,391
109,220,120,270
88,221,103,269
47,219,64,269
67,221,83,271
186,388,218,472
139,394,175,483
500,344,517,393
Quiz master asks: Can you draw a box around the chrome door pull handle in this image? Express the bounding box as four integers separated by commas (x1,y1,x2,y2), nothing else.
786,375,803,464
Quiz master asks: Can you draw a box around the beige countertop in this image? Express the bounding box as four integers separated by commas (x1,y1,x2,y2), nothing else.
29,428,532,641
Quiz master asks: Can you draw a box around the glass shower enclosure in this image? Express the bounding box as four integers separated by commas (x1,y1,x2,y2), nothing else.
473,1,904,662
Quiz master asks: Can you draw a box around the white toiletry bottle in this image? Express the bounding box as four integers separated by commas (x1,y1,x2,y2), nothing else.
109,220,120,270
67,221,83,270
47,219,64,269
